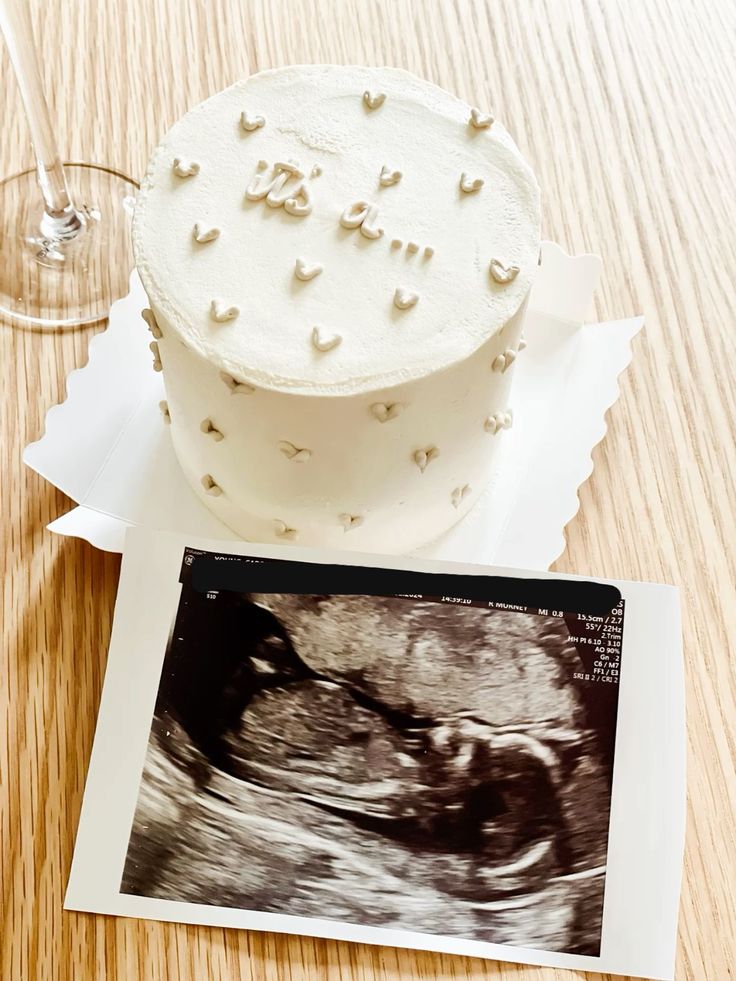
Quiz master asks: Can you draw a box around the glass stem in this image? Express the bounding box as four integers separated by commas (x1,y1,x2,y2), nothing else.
0,0,82,239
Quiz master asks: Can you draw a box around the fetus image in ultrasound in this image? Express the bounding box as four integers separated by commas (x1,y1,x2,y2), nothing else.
121,584,617,955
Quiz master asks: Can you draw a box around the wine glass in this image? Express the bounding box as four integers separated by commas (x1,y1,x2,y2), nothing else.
0,0,137,329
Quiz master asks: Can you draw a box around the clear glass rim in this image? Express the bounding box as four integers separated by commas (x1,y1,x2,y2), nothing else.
0,160,140,191
0,162,139,330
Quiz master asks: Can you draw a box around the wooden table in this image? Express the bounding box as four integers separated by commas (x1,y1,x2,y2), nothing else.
2,1,734,978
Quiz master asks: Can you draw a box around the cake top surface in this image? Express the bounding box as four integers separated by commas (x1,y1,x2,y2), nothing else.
133,65,540,395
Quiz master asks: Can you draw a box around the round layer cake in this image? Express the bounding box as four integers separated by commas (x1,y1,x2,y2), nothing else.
133,65,541,552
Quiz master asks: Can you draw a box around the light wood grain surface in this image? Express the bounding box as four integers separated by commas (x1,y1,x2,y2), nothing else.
1,1,735,978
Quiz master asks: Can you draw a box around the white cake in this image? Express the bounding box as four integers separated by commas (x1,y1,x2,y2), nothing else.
133,65,540,552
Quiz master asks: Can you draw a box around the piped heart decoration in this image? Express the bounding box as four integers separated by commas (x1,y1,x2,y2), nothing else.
370,402,404,422
210,300,240,323
274,519,298,540
149,341,162,372
451,484,472,508
484,410,513,435
219,371,255,395
278,440,312,463
413,445,440,472
200,418,224,442
201,474,223,496
394,287,419,310
141,308,162,339
240,111,265,132
295,257,323,281
339,513,364,531
172,157,200,177
491,348,518,373
311,326,342,352
363,91,386,110
489,259,520,284
379,165,402,186
460,172,484,193
469,107,493,129
192,223,221,244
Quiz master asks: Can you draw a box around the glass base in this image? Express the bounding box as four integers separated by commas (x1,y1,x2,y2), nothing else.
0,163,138,329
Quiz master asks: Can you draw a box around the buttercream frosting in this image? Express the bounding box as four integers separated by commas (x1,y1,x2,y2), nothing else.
133,66,540,552
133,65,539,398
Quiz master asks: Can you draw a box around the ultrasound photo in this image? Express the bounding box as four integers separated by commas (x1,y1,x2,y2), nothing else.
121,551,622,955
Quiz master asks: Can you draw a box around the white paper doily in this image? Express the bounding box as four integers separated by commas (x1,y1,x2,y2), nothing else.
24,242,643,570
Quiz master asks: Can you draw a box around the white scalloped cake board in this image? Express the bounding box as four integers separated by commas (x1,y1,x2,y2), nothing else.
23,242,643,570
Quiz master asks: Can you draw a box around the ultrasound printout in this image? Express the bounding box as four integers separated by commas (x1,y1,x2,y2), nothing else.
121,548,625,955
65,531,684,980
